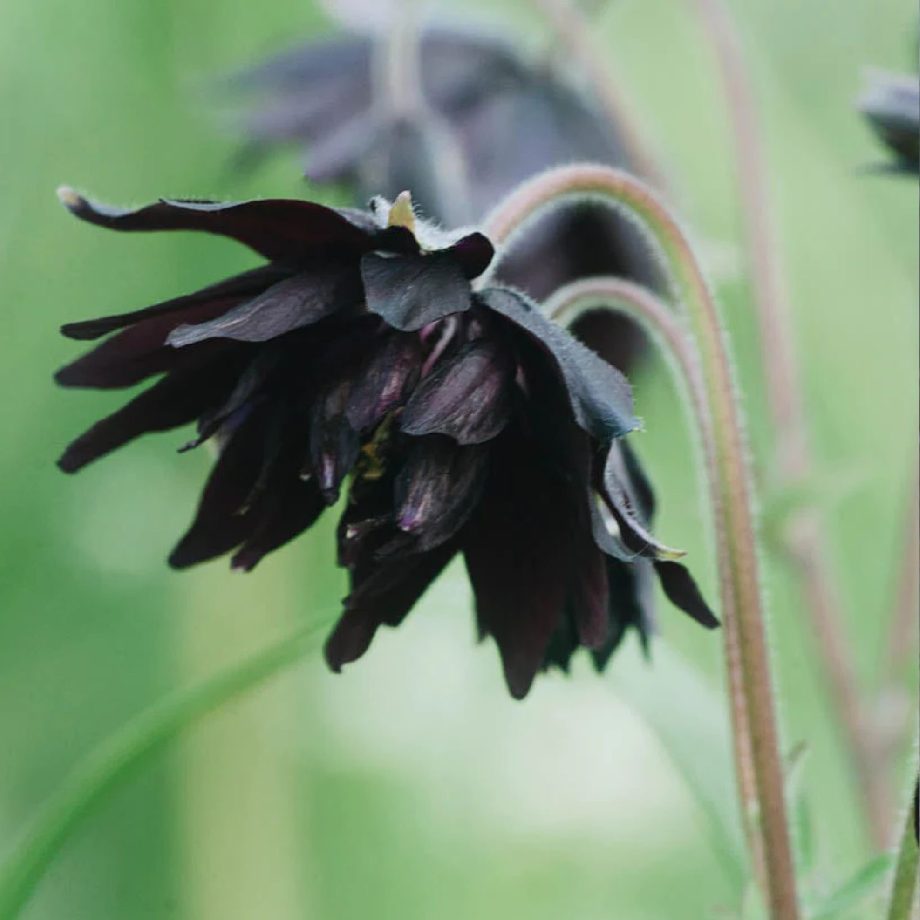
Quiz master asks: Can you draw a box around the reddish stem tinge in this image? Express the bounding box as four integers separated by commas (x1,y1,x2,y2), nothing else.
690,0,892,845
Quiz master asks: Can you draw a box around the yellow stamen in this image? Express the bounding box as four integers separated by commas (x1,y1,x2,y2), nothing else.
387,190,416,234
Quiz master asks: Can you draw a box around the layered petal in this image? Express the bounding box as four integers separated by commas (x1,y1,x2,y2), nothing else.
57,187,381,264
309,379,360,503
592,557,656,669
479,286,638,442
57,349,249,473
230,453,325,572
653,561,719,629
59,266,288,341
168,263,361,346
361,249,476,331
462,424,574,699
601,443,685,561
168,409,269,568
325,539,458,672
56,322,231,390
346,333,422,433
400,339,512,444
393,437,487,551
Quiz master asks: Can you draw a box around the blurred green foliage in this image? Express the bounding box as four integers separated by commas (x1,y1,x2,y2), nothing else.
0,0,916,918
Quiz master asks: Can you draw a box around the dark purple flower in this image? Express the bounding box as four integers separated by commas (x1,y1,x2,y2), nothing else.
858,70,920,174
56,187,716,698
223,23,654,370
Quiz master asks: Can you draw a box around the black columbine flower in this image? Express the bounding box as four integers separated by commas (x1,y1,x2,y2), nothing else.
56,186,717,698
857,70,920,174
224,23,654,371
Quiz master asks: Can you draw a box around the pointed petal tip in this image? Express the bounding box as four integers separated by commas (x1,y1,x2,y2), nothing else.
654,560,720,630
166,550,187,570
56,185,83,210
60,320,106,341
53,366,76,388
55,452,79,474
505,673,533,701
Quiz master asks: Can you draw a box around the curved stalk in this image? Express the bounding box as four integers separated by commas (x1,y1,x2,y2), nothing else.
689,0,889,846
885,781,919,920
545,278,767,889
484,163,799,918
0,619,329,919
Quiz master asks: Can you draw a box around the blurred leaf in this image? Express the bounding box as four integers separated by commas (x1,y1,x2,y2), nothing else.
0,615,332,919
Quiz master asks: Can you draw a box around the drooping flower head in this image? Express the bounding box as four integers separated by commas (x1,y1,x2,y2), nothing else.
56,186,717,698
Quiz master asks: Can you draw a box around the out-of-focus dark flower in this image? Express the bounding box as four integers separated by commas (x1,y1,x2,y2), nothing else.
858,70,919,174
56,186,716,698
223,23,654,372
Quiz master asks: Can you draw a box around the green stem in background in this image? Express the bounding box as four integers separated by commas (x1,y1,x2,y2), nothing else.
484,164,799,918
885,781,919,920
0,619,329,919
545,278,766,890
530,0,668,190
688,0,891,848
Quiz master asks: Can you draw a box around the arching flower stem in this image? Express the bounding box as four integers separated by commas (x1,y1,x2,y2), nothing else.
688,0,890,846
484,164,799,919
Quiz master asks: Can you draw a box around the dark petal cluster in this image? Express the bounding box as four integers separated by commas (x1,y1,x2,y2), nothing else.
224,23,654,369
857,71,920,174
56,190,716,698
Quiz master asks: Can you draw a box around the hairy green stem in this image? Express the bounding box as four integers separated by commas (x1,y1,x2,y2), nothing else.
885,782,919,920
0,619,328,919
689,0,890,847
545,277,767,890
485,164,799,918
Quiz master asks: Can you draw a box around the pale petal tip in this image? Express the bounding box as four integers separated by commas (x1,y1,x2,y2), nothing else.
56,186,83,209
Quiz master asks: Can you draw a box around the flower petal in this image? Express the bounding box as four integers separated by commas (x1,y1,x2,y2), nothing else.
324,540,458,672
346,333,422,433
448,232,494,279
309,379,361,504
393,437,487,551
567,525,610,650
168,410,268,568
57,188,378,264
57,350,249,473
602,443,684,560
56,296,253,389
462,426,571,699
479,286,638,442
168,264,361,346
230,469,325,572
653,561,720,629
59,266,288,341
361,250,473,331
591,557,656,670
400,339,512,444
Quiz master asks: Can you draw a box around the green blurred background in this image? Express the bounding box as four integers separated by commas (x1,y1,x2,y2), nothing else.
0,0,916,917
